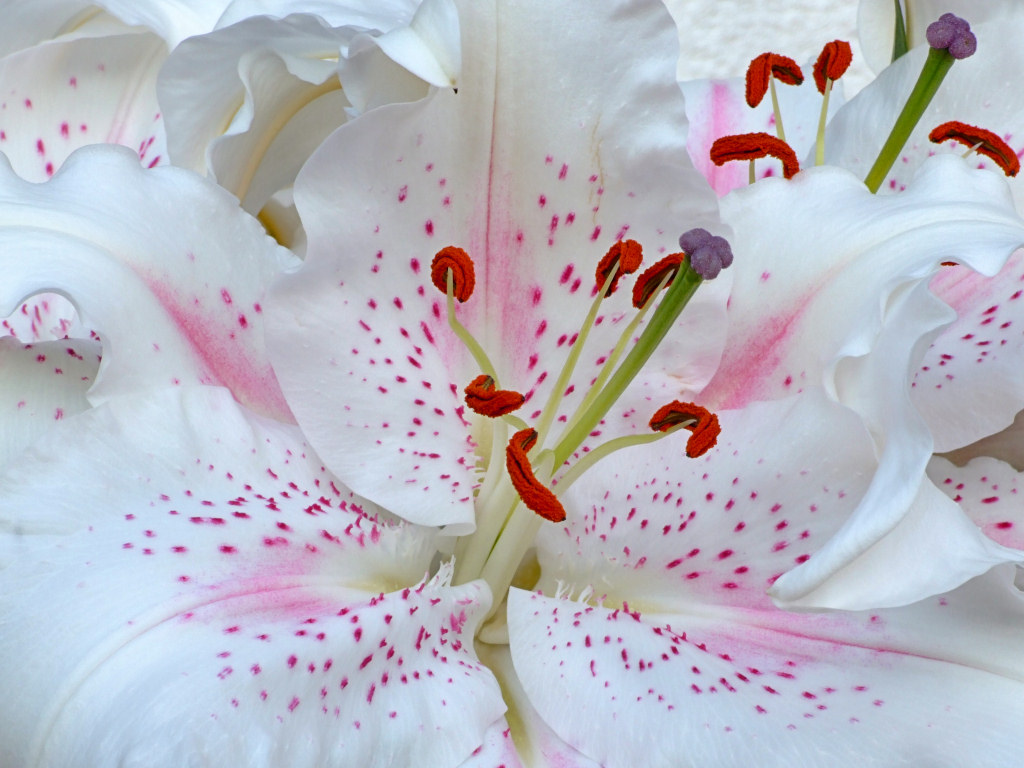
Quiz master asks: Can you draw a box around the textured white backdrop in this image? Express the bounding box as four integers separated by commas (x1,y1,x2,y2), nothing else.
668,0,872,93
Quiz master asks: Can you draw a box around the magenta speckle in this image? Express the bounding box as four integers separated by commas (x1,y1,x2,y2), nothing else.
424,220,434,236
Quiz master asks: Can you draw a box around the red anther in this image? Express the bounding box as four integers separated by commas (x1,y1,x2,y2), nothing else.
649,401,720,458
929,121,1021,177
710,133,800,179
631,253,686,309
596,239,643,295
464,374,525,417
431,246,476,302
813,40,853,94
745,53,804,108
505,428,566,523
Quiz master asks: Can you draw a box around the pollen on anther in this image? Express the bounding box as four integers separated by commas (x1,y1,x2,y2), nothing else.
813,41,853,93
596,239,643,295
632,253,686,309
649,401,721,458
430,246,476,301
745,53,804,108
710,133,800,179
506,428,566,523
929,121,1020,176
464,374,526,417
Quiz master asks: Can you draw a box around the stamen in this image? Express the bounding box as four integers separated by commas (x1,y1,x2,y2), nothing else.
649,401,721,458
745,52,804,107
431,246,475,302
929,121,1020,177
464,374,526,417
595,239,643,295
813,41,853,166
505,428,566,523
864,13,975,193
813,40,853,94
632,253,686,309
710,133,800,180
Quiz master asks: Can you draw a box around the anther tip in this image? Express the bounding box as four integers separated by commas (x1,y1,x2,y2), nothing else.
927,13,976,59
679,228,733,280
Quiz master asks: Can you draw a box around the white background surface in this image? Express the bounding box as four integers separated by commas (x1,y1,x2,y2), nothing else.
668,0,872,93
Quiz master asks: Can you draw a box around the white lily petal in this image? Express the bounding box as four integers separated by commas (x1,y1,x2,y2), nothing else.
0,145,296,420
215,0,419,31
914,253,1024,451
0,338,98,466
943,409,1024,470
0,29,166,181
0,386,505,767
158,14,356,213
508,567,1024,768
268,0,722,529
929,454,1024,550
2,293,80,342
365,0,460,88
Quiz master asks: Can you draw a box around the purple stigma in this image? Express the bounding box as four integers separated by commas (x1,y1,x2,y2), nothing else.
926,13,976,59
679,228,734,280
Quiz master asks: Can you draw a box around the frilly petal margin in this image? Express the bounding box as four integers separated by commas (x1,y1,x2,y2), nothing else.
0,145,297,421
0,386,505,768
705,155,1024,608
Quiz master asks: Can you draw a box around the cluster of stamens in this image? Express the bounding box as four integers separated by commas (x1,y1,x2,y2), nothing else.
428,231,731,602
709,12,1019,191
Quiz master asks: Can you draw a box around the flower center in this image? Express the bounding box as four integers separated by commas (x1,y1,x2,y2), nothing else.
428,231,732,622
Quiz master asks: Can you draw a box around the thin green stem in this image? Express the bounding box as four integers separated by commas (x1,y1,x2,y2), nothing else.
748,159,756,185
446,270,499,380
864,46,954,193
559,271,669,440
769,77,786,141
815,78,833,166
532,267,617,447
892,0,909,62
554,426,685,493
551,264,703,467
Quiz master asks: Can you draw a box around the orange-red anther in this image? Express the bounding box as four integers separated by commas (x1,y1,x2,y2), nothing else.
929,121,1021,177
710,133,800,179
813,40,853,93
746,52,804,107
596,239,643,295
649,401,720,458
505,428,566,523
631,253,686,309
431,246,476,302
464,374,525,417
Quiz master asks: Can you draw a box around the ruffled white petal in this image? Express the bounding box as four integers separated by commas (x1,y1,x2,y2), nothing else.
0,145,297,420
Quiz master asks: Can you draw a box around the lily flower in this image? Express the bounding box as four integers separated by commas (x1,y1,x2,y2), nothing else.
4,0,1024,765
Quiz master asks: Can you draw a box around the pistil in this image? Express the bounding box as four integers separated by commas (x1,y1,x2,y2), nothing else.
863,13,977,193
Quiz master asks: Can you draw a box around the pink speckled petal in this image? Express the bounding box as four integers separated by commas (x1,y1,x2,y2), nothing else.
0,27,167,181
913,253,1024,452
476,643,601,768
0,145,297,421
0,338,98,467
551,390,1014,612
267,0,722,528
929,454,1024,550
0,386,504,768
679,75,844,196
508,564,1024,768
707,155,1024,411
2,293,79,342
